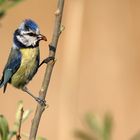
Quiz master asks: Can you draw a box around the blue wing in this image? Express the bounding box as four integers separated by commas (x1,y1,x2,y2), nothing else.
0,48,21,92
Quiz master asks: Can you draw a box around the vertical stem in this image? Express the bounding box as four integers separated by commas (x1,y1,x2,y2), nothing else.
29,0,65,140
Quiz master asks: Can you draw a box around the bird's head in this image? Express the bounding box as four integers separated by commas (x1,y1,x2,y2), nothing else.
13,19,47,48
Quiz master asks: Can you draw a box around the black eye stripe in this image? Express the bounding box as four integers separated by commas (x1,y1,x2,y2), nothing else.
27,32,36,36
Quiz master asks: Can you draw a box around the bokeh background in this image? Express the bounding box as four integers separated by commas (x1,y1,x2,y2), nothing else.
0,0,140,140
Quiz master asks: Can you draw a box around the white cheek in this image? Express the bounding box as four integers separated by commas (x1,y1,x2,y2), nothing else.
28,36,38,46
17,35,27,45
17,35,37,46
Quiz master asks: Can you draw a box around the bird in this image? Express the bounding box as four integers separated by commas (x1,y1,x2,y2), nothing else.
0,19,52,105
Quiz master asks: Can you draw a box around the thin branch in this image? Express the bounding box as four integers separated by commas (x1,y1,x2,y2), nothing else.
29,0,65,140
16,107,24,140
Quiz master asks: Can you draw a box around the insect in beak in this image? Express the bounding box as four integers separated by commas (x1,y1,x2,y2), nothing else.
38,34,47,41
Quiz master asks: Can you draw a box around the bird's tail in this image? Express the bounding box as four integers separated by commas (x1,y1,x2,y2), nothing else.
0,76,4,88
0,76,7,93
0,80,3,88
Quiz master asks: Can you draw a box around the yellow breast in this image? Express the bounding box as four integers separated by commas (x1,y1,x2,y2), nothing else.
11,47,39,88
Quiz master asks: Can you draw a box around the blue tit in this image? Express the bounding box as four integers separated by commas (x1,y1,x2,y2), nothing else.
0,19,51,105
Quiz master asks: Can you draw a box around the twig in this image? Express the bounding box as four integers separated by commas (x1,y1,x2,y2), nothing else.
29,0,65,140
16,107,24,140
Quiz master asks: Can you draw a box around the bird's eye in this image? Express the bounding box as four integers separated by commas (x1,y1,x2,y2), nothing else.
27,32,36,36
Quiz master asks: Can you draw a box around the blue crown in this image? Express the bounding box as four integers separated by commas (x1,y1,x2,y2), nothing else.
24,19,39,31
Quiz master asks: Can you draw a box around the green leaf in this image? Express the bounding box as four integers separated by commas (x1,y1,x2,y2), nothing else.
0,10,5,18
37,136,47,140
7,131,16,140
0,0,5,5
0,115,9,140
0,0,25,20
74,130,96,140
15,100,23,122
13,100,32,133
85,113,102,136
102,113,113,140
22,109,32,123
15,100,32,123
13,100,24,131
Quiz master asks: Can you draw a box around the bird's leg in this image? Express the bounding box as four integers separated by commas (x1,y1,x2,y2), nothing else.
22,86,46,106
39,44,56,68
38,56,55,68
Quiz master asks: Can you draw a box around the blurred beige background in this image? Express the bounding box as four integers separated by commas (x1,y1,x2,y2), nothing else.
0,0,140,140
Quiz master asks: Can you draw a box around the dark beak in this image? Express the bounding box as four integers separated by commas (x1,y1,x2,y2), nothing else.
38,34,47,41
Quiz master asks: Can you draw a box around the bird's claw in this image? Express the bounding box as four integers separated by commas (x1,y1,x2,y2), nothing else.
39,56,55,68
43,56,55,64
35,97,46,106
